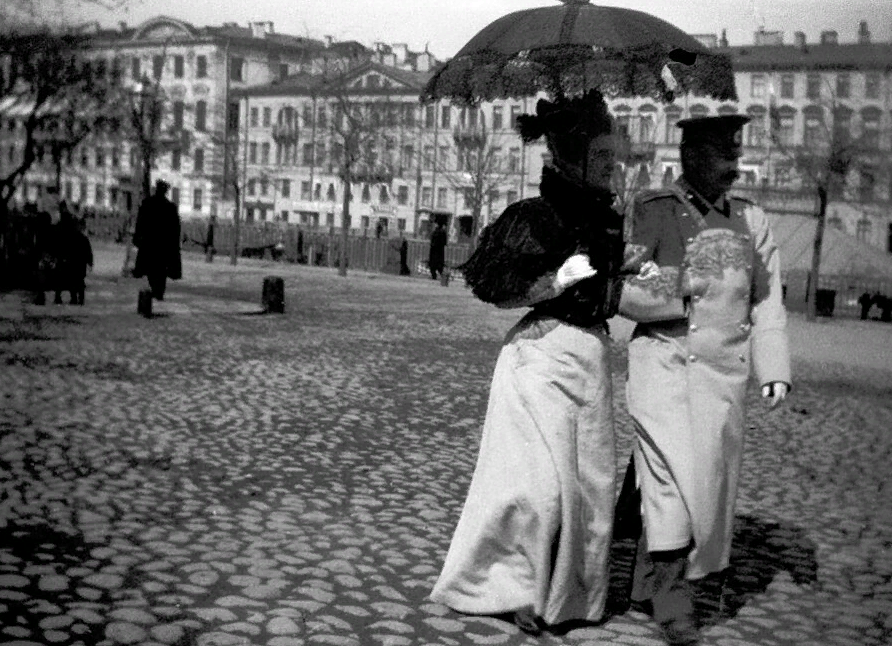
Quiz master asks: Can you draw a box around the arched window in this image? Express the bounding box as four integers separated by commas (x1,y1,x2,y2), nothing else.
379,185,389,204
802,105,824,147
856,218,872,242
688,104,709,119
746,105,767,147
326,183,336,202
664,105,682,144
773,105,797,146
717,104,738,116
638,104,657,143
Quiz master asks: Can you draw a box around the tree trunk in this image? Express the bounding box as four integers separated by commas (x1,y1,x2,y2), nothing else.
807,185,828,321
231,200,240,266
339,177,351,277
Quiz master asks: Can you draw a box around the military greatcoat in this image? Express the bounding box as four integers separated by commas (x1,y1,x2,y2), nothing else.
619,178,791,579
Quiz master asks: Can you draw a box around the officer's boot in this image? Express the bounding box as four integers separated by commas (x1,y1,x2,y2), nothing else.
651,549,699,646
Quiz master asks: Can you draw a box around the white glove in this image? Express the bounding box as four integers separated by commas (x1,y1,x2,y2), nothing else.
637,260,660,280
553,253,597,294
761,382,789,409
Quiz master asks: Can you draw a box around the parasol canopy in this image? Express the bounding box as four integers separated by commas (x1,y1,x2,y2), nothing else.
422,0,737,105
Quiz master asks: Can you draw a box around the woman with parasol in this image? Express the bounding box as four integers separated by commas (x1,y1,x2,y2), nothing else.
430,87,631,633
426,1,736,639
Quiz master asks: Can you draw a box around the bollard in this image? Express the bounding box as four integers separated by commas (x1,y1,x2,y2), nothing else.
262,276,285,313
137,289,153,317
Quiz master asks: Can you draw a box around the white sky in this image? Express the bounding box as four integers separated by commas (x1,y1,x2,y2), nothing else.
67,0,892,59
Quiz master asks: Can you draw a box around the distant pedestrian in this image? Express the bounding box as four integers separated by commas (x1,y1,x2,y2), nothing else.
52,201,93,305
204,214,216,262
132,179,182,300
428,222,447,280
858,292,874,320
399,236,410,276
877,294,892,322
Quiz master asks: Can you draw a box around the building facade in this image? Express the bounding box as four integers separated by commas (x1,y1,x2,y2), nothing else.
5,17,892,253
1,16,365,218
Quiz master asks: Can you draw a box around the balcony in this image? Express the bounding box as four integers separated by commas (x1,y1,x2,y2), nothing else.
271,123,299,142
452,125,487,148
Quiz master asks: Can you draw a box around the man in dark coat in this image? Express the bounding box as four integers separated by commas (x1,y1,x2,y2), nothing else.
52,201,93,305
428,222,447,280
132,179,182,300
858,292,874,320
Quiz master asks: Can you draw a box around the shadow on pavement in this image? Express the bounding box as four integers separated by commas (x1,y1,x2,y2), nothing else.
603,514,818,628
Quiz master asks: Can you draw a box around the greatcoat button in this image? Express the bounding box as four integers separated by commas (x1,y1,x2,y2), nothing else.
686,237,694,244
692,295,701,302
688,355,697,362
738,355,746,362
689,324,698,332
739,322,750,331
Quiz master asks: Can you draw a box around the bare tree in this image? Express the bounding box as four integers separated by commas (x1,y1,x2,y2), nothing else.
769,87,879,320
0,27,116,211
436,110,518,247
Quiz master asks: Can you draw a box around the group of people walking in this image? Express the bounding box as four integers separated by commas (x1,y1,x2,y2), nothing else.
430,90,791,646
27,197,94,306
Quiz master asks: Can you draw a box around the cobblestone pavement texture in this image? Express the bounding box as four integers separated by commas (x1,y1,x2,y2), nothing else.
1,243,891,646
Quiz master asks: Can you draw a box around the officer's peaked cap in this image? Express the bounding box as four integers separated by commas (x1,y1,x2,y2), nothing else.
677,114,750,147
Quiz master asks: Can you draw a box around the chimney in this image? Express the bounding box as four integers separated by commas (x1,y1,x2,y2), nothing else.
719,28,728,48
392,43,409,64
820,30,838,45
250,21,274,38
794,31,807,49
858,21,871,44
118,21,127,31
754,29,783,46
324,35,333,48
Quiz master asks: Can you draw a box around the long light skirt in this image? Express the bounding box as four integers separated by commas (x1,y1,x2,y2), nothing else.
430,315,616,626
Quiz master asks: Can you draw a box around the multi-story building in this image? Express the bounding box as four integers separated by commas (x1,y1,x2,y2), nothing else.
233,46,542,239
612,21,892,253
1,15,367,218
6,16,892,254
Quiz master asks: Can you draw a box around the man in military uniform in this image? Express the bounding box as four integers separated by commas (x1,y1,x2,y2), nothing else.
617,115,791,645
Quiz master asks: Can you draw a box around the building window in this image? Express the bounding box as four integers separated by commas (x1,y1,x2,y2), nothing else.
506,189,518,205
314,183,322,200
281,179,290,197
171,149,181,171
302,143,314,165
261,142,270,165
862,108,881,148
131,56,140,80
301,181,311,200
425,105,435,129
263,107,271,127
421,186,432,207
746,108,766,147
492,105,503,131
860,170,875,202
403,104,415,127
95,148,105,168
361,184,371,203
95,184,105,205
249,142,257,164
400,145,414,170
833,107,852,144
250,107,258,127
230,57,244,82
152,55,164,79
396,185,409,205
774,109,795,146
887,223,892,254
195,101,207,131
865,73,880,100
247,179,256,196
315,143,326,166
64,181,72,200
172,101,184,130
111,148,120,168
170,187,180,205
437,187,448,208
508,147,520,172
665,109,682,144
803,110,823,147
440,105,451,128
194,148,204,172
856,219,871,241
638,112,655,142
806,74,821,99
174,55,184,78
510,105,521,129
196,55,207,78
836,73,850,99
780,74,795,99
193,188,202,212
260,178,268,196
750,74,765,99
227,102,239,132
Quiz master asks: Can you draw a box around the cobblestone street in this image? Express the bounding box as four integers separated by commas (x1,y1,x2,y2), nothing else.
1,243,891,646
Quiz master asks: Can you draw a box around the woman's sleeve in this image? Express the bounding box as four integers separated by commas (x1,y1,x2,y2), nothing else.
461,200,569,307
